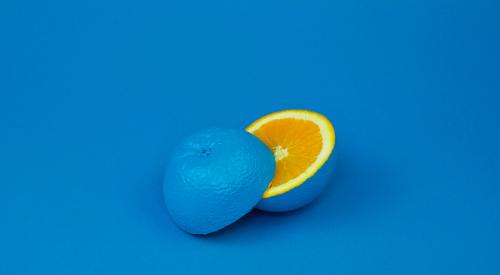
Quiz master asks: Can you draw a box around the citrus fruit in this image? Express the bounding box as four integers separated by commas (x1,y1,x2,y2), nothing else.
164,128,275,234
246,110,336,212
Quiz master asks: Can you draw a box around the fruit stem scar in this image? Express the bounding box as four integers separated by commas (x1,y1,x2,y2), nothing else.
201,148,213,156
273,145,289,161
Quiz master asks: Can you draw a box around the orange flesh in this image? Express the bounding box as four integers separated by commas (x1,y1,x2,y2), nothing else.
251,118,323,188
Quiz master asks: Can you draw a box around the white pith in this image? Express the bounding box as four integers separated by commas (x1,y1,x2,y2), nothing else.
273,145,289,161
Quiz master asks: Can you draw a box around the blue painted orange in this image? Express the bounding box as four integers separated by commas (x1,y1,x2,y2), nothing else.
164,128,275,234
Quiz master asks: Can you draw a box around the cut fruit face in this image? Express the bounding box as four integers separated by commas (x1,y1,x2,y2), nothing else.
246,110,335,198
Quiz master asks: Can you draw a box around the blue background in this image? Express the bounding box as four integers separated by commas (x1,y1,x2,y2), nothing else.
1,0,499,274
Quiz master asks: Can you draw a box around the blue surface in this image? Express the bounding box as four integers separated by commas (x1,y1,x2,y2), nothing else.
1,0,499,274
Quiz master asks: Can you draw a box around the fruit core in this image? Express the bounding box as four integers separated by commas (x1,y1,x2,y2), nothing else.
273,145,289,161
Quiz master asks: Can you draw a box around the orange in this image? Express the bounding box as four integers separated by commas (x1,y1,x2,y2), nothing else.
246,110,335,200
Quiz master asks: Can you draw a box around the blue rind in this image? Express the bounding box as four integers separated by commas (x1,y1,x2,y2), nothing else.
164,128,275,234
256,157,334,212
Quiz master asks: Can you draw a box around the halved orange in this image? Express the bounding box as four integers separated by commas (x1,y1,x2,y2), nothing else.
246,110,335,199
